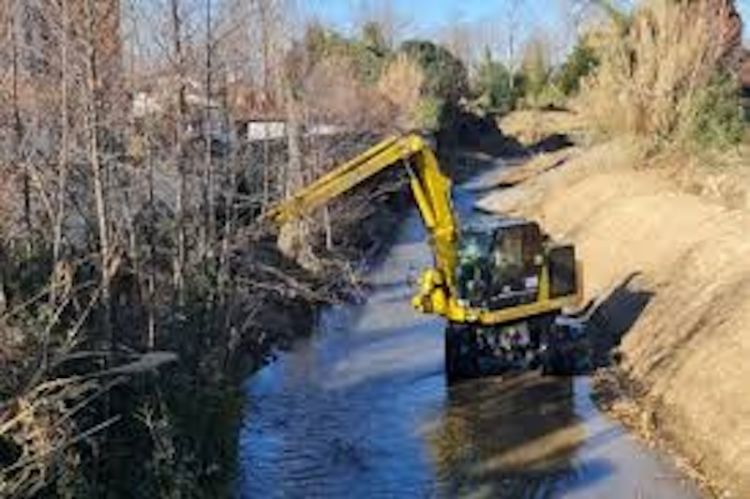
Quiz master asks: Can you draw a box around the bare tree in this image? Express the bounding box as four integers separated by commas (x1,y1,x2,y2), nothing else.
52,0,71,307
170,0,187,304
259,0,273,209
83,0,113,349
201,0,215,263
353,0,409,48
5,1,33,253
506,0,525,90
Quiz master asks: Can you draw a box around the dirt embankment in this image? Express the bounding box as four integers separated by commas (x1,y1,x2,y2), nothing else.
477,137,750,497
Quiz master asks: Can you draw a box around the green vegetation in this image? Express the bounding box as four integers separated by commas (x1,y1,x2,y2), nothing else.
299,25,470,130
556,39,599,96
686,72,744,150
577,0,744,151
520,37,552,105
399,39,469,104
413,96,443,130
396,39,469,130
470,37,595,114
303,22,388,84
473,48,522,114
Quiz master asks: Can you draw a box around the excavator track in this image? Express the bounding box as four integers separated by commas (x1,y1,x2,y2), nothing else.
445,313,582,383
444,323,479,383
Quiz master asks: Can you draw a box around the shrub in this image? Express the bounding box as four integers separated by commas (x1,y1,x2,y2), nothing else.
520,36,552,104
685,72,744,149
413,96,443,131
473,48,522,114
399,40,469,103
302,23,386,85
377,54,425,130
578,0,741,150
557,39,599,96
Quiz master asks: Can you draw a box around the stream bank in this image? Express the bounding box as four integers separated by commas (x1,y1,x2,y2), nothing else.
477,136,750,498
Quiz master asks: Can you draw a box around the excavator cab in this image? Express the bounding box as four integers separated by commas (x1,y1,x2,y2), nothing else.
456,219,545,310
449,219,581,379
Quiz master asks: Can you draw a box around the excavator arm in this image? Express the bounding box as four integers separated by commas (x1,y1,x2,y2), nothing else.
264,133,581,326
264,134,461,317
265,133,584,380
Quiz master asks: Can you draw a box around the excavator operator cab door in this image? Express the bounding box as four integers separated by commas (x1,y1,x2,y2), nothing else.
485,222,544,310
455,230,493,308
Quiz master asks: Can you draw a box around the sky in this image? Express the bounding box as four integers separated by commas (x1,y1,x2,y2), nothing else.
299,0,750,60
298,0,570,38
739,0,750,36
298,0,579,64
301,0,527,33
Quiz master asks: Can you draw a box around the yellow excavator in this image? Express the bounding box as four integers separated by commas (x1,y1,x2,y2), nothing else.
265,134,582,381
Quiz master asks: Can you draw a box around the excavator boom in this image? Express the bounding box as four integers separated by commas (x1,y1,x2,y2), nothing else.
265,134,459,296
265,133,580,327
266,135,453,234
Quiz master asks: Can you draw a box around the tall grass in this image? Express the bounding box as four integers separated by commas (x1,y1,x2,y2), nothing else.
579,0,743,150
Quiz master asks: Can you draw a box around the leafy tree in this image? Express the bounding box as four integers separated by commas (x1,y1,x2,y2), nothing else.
398,39,469,103
521,37,551,102
556,38,599,96
361,21,388,55
301,23,387,85
303,22,335,64
473,47,521,113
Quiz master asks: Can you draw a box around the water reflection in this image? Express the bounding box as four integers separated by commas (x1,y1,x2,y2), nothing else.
427,374,593,498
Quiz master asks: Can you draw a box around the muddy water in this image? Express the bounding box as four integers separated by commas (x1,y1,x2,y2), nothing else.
239,182,702,498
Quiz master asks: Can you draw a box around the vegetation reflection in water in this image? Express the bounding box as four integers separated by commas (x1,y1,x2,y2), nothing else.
425,374,585,498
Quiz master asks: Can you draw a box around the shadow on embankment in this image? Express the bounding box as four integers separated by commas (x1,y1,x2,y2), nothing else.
585,272,654,369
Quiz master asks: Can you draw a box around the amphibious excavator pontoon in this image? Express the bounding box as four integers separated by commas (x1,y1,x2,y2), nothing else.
265,134,582,382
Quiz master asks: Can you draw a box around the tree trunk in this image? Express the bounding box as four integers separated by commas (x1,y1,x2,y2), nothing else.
84,0,113,351
277,89,320,272
9,4,31,252
218,86,236,302
201,0,215,263
52,0,70,307
259,0,272,210
171,0,187,305
147,128,156,349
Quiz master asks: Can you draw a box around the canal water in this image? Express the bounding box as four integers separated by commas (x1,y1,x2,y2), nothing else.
238,176,702,498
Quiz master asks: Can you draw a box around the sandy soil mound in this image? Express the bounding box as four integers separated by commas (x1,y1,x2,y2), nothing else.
477,140,750,497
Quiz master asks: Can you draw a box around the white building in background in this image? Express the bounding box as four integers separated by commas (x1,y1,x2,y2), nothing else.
239,119,345,143
131,77,346,146
245,120,287,142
